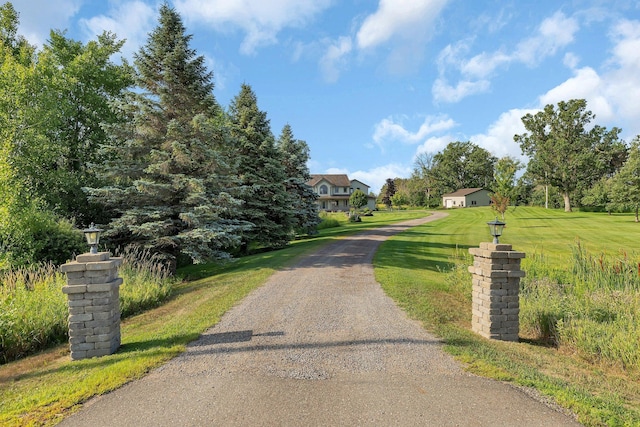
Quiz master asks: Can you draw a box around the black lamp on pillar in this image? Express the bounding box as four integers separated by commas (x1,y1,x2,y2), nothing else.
83,223,102,254
487,218,506,244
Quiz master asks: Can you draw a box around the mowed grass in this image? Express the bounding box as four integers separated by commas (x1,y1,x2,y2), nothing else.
374,206,640,427
0,209,429,427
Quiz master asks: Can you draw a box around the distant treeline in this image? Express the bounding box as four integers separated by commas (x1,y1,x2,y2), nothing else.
378,100,639,220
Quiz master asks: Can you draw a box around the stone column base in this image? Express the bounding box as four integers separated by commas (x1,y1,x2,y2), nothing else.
61,252,122,360
469,243,525,342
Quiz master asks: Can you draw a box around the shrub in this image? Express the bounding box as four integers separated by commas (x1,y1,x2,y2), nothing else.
317,218,341,229
0,206,85,268
317,212,342,230
348,211,361,222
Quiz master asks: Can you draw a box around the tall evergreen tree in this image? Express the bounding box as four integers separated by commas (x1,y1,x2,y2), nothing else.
228,84,294,252
88,4,246,267
276,124,320,235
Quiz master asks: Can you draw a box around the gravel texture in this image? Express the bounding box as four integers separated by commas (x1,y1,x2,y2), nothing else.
60,213,582,426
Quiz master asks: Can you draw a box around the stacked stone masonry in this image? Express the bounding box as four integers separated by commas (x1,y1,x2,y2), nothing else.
468,243,525,342
60,252,122,360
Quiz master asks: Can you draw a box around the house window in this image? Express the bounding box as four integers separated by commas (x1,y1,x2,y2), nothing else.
471,200,477,206
343,187,348,193
320,185,328,195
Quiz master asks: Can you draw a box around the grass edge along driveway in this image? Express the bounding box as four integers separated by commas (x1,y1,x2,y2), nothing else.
2,207,639,426
0,210,428,427
375,206,640,427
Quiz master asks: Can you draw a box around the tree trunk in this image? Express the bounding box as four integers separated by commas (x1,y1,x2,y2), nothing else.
636,207,639,223
562,192,572,212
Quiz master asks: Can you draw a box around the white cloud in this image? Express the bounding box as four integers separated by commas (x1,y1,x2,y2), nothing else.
471,18,640,164
354,0,449,74
319,36,353,83
11,0,82,47
373,115,456,147
323,164,412,194
435,39,472,72
539,66,614,121
470,109,536,160
356,0,448,50
605,19,640,128
415,135,456,156
174,0,332,55
79,1,156,58
433,11,580,103
317,0,450,81
563,52,580,69
514,11,579,66
461,51,511,79
432,78,490,103
537,19,640,137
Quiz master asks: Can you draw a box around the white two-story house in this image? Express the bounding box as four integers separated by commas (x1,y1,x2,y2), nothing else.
308,174,376,212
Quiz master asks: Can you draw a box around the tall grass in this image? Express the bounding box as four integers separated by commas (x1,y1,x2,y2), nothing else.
116,247,175,318
441,242,640,371
316,211,345,230
519,244,640,371
0,264,67,363
0,249,177,364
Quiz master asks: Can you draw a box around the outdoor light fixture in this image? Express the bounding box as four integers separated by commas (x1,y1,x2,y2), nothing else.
487,218,506,244
83,223,102,254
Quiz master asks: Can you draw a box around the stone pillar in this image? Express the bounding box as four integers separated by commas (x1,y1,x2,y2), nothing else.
60,252,122,360
468,243,525,342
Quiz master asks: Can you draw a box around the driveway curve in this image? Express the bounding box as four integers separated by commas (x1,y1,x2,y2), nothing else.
60,213,581,426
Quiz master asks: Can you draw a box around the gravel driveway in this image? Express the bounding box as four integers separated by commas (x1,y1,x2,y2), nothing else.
60,213,581,426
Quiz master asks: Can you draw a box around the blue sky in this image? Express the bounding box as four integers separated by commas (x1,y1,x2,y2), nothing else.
10,0,640,194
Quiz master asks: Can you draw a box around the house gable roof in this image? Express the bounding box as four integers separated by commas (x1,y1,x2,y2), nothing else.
442,188,486,197
308,174,351,187
350,179,369,189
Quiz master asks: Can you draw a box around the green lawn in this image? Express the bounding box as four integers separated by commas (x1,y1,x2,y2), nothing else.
374,206,640,427
0,210,429,427
1,207,638,427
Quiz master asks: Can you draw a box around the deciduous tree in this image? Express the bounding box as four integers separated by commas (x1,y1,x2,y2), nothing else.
490,156,522,218
412,152,436,207
514,99,624,212
349,189,368,210
390,191,408,210
431,141,497,196
37,30,134,223
608,136,640,222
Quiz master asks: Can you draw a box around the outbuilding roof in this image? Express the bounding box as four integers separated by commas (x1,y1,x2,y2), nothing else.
442,188,486,197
